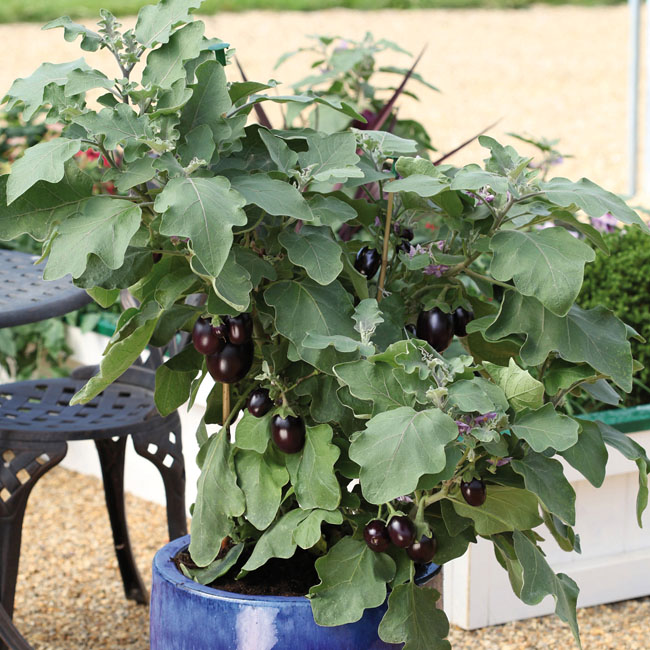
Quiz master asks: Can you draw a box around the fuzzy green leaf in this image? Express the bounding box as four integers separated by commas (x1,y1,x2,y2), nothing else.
279,226,343,285
559,419,608,488
447,377,508,414
292,509,343,549
236,448,289,531
513,531,581,647
155,175,246,277
73,104,152,150
484,293,633,391
450,485,543,535
135,0,204,48
349,406,458,504
298,132,363,183
379,583,450,650
512,403,580,453
285,424,341,510
310,537,395,626
235,411,272,453
7,138,82,204
190,427,246,566
489,228,595,316
483,358,544,412
44,197,142,280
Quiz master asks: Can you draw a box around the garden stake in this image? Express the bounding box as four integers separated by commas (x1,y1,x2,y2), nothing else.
376,190,394,302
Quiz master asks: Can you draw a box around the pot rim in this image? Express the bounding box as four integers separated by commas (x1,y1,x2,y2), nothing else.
154,534,440,606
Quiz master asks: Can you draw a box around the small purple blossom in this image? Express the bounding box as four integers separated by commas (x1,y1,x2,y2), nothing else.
374,216,381,227
551,156,564,166
423,264,449,277
474,412,498,425
435,240,445,251
395,495,414,504
488,457,512,467
591,212,618,234
408,243,427,259
456,421,472,435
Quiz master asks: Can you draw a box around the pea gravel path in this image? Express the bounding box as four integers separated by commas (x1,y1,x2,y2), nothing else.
12,466,650,649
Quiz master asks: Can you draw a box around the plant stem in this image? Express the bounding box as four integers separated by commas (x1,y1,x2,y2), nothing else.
222,384,230,428
463,267,513,289
376,190,395,302
222,392,247,431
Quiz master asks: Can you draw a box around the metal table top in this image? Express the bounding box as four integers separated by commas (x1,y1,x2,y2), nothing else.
0,249,92,328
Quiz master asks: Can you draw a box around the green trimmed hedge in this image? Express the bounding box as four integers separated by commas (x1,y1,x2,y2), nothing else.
579,227,650,407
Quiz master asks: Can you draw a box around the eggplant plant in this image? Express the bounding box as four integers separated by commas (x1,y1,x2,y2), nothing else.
0,1,648,648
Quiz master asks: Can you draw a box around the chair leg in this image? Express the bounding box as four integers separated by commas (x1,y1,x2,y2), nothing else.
0,443,66,650
94,438,147,605
132,423,187,541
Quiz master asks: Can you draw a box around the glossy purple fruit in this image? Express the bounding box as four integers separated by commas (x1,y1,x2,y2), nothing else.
461,478,487,507
400,227,414,241
192,318,225,356
270,414,306,454
405,323,417,337
416,308,454,352
387,515,416,548
406,534,437,563
363,520,391,553
247,388,273,418
152,252,163,264
206,339,254,384
227,313,253,345
354,246,381,278
452,306,474,338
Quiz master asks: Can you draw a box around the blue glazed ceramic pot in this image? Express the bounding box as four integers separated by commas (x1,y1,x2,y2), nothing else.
150,535,439,650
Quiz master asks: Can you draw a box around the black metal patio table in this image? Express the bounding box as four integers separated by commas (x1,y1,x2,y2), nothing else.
0,249,187,650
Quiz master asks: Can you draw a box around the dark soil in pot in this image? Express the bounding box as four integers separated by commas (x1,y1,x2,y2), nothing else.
173,546,320,597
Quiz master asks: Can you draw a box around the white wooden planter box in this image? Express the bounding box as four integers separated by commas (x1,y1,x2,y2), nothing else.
444,426,650,628
63,326,650,626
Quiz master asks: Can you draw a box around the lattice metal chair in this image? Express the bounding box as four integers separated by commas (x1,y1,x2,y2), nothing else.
0,312,189,650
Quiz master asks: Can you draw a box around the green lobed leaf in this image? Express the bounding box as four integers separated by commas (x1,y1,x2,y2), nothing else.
511,452,576,525
44,197,142,280
3,58,89,120
70,302,160,404
142,21,204,90
349,406,458,504
593,419,649,525
155,175,247,277
543,177,648,232
73,104,152,151
292,509,343,549
278,226,343,285
484,292,633,392
378,583,450,650
489,227,595,317
265,279,357,373
559,419,608,488
384,174,450,198
231,173,313,221
513,530,581,647
450,485,543,535
154,345,202,416
135,0,204,48
298,132,363,183
190,427,246,567
309,537,395,626
512,403,580,452
7,138,82,204
0,161,93,241
42,16,102,51
64,68,114,96
334,360,415,416
235,411,272,453
285,424,341,511
483,358,544,412
179,60,231,138
235,448,289,531
259,128,299,174
447,377,508,414
181,543,243,585
242,509,309,572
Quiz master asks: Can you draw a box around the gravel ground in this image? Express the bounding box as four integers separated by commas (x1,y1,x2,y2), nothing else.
0,5,644,199
12,466,650,649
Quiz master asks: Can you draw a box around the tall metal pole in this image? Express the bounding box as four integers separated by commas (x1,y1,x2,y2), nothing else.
629,0,641,195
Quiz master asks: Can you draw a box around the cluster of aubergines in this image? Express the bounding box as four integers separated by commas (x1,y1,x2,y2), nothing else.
410,305,474,352
363,479,486,563
192,316,306,454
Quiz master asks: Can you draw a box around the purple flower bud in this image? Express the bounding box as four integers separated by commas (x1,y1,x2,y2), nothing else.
488,457,512,467
423,264,449,277
456,421,472,435
375,216,382,227
395,495,414,503
591,212,618,234
474,412,498,424
435,240,445,251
